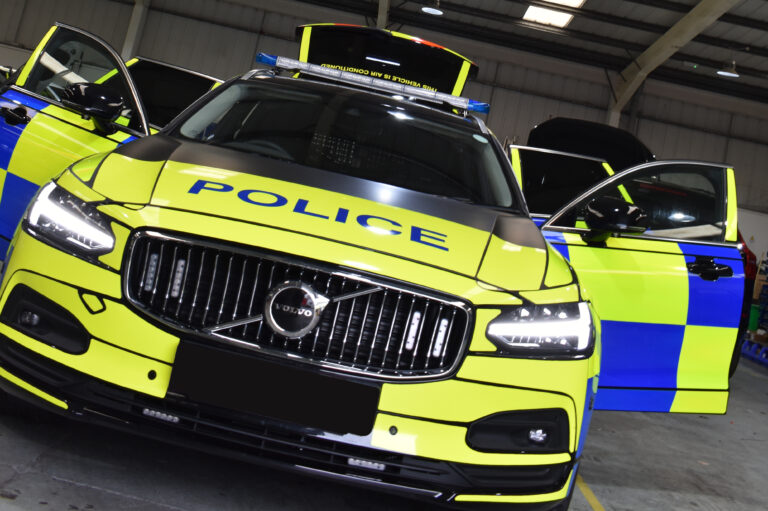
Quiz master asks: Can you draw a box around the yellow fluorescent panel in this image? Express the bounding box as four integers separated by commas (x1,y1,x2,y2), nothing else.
4,232,122,298
379,378,575,425
0,323,171,397
476,235,546,291
670,390,728,414
98,222,131,270
8,111,118,186
92,153,165,204
520,284,580,304
458,355,592,398
565,242,688,325
151,161,489,277
725,168,738,242
0,366,68,409
3,270,179,364
544,244,573,288
676,325,737,389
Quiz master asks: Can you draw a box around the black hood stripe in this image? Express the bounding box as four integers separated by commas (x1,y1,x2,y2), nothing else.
113,135,545,249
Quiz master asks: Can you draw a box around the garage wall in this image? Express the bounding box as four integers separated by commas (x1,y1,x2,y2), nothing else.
739,209,768,262
2,0,767,217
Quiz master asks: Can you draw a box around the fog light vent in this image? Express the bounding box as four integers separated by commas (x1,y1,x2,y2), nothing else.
466,409,569,453
1,285,90,354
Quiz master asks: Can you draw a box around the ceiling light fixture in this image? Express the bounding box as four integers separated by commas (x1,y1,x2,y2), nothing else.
523,0,585,28
716,60,739,78
422,0,443,16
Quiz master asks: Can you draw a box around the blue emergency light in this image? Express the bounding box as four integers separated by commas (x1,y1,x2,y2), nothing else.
254,52,490,114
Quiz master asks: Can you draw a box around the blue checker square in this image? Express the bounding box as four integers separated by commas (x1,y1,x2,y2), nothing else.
599,320,686,389
542,230,570,260
684,254,744,328
0,112,25,170
0,173,40,241
1,90,49,112
594,388,676,412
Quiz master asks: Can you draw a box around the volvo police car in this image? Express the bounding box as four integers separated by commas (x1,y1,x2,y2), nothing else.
0,24,744,510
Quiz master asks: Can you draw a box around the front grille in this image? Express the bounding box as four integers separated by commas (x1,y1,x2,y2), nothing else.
124,231,471,379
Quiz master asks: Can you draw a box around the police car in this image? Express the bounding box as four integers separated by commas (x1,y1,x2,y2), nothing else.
0,23,744,511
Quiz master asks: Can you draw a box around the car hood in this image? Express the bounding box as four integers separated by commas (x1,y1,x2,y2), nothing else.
90,136,550,290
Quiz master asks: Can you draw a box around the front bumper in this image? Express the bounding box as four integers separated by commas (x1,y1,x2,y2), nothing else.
0,226,591,509
0,336,572,510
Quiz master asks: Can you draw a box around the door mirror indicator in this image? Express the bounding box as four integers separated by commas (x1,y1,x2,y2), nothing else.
582,196,648,242
61,82,123,134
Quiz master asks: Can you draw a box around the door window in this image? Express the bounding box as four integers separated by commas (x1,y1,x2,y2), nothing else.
20,28,145,133
514,147,610,215
550,162,727,242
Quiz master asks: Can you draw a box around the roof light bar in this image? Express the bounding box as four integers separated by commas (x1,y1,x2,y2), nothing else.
254,52,489,114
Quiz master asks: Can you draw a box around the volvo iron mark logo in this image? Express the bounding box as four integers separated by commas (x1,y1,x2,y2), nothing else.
264,281,329,338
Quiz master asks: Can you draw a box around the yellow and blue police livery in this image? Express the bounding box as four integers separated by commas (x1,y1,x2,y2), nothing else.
0,23,220,258
0,24,743,511
509,143,745,415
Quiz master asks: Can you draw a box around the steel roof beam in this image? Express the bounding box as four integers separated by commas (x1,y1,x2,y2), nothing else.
377,0,390,28
607,0,741,126
621,0,768,32
289,0,768,105
437,1,767,77
121,0,150,60
505,0,768,59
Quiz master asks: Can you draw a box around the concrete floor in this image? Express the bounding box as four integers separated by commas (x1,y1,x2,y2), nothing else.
0,361,766,511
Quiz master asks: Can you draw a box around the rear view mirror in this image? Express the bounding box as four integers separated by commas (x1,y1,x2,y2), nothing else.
583,195,648,242
61,82,123,134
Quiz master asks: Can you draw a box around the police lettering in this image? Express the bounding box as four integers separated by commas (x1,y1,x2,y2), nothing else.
188,179,448,251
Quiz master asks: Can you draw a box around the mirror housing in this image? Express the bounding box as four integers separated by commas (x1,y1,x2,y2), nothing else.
61,83,123,134
583,196,648,242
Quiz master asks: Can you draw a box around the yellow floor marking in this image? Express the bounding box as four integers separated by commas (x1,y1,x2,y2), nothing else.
576,474,606,511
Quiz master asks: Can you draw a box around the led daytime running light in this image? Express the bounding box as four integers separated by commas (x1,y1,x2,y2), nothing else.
28,182,114,253
486,302,593,353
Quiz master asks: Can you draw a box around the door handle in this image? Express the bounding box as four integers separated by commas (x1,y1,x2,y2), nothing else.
686,256,733,281
0,106,30,126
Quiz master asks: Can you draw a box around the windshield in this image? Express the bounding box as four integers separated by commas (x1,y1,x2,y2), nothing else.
174,79,516,208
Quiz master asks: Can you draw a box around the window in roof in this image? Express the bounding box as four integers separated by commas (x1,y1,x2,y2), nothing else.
523,0,585,28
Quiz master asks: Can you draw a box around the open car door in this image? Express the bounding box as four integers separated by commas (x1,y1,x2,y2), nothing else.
541,161,743,414
0,24,220,260
0,23,149,257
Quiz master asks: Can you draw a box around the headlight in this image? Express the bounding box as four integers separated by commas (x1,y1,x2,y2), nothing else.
25,182,114,256
486,302,594,358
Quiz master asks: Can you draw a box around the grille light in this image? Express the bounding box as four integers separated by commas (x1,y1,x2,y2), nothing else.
142,408,180,424
143,253,159,291
432,318,449,357
170,258,187,298
347,457,386,471
405,311,422,350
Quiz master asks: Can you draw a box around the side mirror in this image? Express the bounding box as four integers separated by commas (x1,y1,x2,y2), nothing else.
583,195,648,242
61,83,124,134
